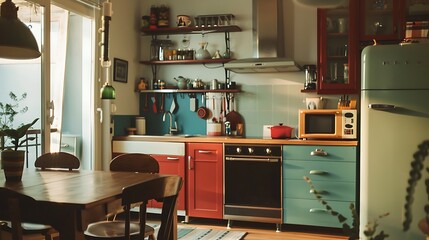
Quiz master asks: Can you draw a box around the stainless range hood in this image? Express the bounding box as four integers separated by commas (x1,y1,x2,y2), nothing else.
224,0,301,73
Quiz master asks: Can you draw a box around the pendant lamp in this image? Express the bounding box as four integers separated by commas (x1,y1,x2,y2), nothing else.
0,0,41,59
294,0,347,8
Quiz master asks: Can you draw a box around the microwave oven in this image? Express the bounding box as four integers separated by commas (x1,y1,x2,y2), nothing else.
298,109,357,140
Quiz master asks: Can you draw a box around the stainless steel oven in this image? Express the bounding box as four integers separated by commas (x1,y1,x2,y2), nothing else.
224,144,282,231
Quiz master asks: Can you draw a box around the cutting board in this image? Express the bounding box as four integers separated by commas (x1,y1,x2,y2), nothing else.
225,110,243,131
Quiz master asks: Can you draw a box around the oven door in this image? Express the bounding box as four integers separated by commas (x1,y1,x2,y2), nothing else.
224,156,282,223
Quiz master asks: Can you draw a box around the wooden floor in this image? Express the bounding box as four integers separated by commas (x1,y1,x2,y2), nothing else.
150,215,348,240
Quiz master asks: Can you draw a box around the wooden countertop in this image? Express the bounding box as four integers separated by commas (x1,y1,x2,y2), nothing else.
113,135,358,146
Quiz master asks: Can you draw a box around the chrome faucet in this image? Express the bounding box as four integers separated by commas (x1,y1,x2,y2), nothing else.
162,111,178,135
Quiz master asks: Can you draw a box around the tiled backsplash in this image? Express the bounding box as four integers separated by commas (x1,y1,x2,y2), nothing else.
237,84,348,138
114,84,353,138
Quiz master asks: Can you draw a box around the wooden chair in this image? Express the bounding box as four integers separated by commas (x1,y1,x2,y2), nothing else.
109,153,159,173
35,152,80,170
108,153,160,239
84,175,183,240
0,188,56,240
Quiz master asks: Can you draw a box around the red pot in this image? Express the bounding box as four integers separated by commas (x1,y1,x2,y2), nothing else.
270,124,293,139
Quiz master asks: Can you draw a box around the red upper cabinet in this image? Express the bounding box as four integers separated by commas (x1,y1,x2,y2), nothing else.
359,0,405,42
317,0,359,94
186,143,223,219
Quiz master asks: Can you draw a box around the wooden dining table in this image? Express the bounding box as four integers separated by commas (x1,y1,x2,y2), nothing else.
0,169,172,240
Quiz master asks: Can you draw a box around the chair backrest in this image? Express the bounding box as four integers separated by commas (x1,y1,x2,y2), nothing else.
34,152,80,171
0,188,38,240
122,175,182,240
109,153,159,173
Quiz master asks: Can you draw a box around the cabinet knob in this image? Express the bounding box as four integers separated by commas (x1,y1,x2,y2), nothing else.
236,147,242,154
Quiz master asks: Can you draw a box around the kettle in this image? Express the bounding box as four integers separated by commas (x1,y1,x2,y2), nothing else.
195,42,211,60
174,76,190,90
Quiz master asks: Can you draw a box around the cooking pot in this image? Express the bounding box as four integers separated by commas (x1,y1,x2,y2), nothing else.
270,123,293,139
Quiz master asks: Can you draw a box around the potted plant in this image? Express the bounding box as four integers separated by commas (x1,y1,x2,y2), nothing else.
0,118,38,181
403,140,429,237
304,176,389,240
0,92,29,151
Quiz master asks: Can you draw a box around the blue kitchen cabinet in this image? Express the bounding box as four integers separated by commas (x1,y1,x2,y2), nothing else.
282,145,357,228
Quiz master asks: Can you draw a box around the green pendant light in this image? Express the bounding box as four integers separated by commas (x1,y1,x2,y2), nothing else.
100,82,115,99
0,0,41,59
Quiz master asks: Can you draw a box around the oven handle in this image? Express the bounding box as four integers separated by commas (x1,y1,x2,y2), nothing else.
225,157,280,162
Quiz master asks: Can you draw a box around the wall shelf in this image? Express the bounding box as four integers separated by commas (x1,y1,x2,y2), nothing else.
140,58,234,65
141,25,241,36
139,89,240,94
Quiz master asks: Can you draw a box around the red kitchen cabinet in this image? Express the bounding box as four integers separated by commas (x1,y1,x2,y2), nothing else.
151,154,186,211
317,0,359,94
186,143,223,219
359,0,405,42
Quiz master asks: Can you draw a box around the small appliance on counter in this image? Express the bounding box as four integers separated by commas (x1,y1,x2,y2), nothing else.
305,97,324,109
304,64,317,90
298,109,357,140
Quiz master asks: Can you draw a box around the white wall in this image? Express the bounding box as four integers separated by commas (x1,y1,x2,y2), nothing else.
137,0,318,87
109,0,141,115
109,0,324,137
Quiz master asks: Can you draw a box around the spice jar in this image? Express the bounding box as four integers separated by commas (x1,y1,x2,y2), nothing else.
157,5,169,27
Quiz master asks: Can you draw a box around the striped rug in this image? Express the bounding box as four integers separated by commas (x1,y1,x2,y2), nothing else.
177,226,247,240
151,224,247,240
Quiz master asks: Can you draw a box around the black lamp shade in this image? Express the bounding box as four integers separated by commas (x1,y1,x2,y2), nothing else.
0,0,41,59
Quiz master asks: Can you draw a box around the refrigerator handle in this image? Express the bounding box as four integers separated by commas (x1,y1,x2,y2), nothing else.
368,104,396,110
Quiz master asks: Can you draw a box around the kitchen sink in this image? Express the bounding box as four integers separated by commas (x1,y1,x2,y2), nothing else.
163,134,198,138
128,134,200,138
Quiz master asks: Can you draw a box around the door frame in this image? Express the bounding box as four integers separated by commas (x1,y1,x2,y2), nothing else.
29,0,102,169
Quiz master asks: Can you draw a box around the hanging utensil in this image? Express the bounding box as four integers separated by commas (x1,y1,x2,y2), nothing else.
190,93,197,112
144,94,149,112
151,95,157,113
160,94,165,113
226,95,242,131
197,94,209,119
170,94,177,113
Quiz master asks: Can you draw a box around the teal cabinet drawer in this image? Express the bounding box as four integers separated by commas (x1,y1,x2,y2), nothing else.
283,160,355,181
284,179,355,201
283,146,356,162
283,198,354,227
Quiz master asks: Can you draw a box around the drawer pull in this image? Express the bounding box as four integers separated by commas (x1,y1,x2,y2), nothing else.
310,189,328,194
309,189,327,194
61,144,69,148
167,157,179,161
198,150,212,154
310,149,328,156
309,170,327,175
188,156,193,170
309,208,328,213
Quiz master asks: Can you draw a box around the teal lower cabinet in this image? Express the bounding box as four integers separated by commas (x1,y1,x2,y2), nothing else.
282,145,357,228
